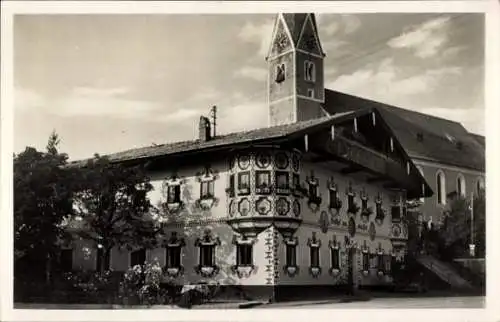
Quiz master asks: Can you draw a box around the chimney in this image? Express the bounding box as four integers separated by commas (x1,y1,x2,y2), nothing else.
199,116,211,141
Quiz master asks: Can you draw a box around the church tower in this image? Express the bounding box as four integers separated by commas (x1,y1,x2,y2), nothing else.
267,13,326,126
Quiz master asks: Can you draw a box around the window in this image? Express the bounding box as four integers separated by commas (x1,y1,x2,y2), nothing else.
329,189,340,208
285,244,297,267
238,172,250,195
199,244,215,267
275,171,290,194
310,247,320,268
167,185,181,204
456,174,466,197
276,63,286,83
308,182,319,198
391,205,401,221
304,60,316,82
476,177,485,194
307,88,315,98
200,180,215,199
347,195,355,211
377,254,384,271
96,247,110,271
331,248,340,270
60,249,73,272
228,174,235,197
362,252,369,271
256,171,271,194
361,199,368,210
130,248,146,267
166,246,182,268
236,244,253,266
436,170,446,205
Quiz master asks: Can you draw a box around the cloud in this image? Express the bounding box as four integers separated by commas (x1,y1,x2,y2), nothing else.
233,66,267,82
15,88,46,112
238,18,274,56
317,14,361,37
72,86,129,97
388,16,451,58
330,58,463,101
218,99,267,134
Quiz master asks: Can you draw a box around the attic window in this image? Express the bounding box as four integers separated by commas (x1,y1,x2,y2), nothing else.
276,63,286,83
416,133,424,142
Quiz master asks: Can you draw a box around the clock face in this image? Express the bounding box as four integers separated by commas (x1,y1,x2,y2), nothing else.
305,34,316,50
276,32,289,51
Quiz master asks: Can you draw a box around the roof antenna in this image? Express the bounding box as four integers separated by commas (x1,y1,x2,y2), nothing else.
210,105,217,137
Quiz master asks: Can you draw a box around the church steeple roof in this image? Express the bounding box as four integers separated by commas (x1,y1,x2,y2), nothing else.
281,13,308,45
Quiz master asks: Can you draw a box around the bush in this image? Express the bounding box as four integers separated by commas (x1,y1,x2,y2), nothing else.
118,260,178,306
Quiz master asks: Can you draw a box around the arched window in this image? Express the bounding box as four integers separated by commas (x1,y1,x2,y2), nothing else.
456,173,466,198
436,170,446,205
416,166,425,203
476,177,485,194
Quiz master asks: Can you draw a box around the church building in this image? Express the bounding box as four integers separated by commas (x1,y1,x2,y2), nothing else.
66,13,484,302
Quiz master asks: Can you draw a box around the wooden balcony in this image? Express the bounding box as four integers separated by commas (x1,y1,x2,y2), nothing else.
310,132,418,192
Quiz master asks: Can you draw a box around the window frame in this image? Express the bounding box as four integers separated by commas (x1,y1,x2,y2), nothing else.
237,171,251,196
330,247,340,270
436,170,446,205
255,170,271,194
167,184,181,204
304,60,316,82
275,171,290,195
456,174,466,197
275,63,286,83
236,243,253,267
199,244,215,267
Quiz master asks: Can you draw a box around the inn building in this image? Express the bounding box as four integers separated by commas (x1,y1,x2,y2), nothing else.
65,13,485,301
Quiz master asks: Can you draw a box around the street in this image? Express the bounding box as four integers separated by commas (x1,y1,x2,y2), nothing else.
265,296,485,309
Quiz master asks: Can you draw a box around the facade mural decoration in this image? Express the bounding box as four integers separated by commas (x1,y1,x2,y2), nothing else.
328,235,341,276
375,192,386,225
346,182,360,215
318,211,330,233
392,224,402,238
237,153,251,170
195,165,220,210
292,199,301,217
160,174,186,215
194,228,221,278
276,197,290,216
359,187,373,222
255,197,272,216
307,232,322,278
282,236,299,277
274,152,289,169
327,177,342,218
226,149,302,239
255,152,271,168
162,231,186,278
238,198,251,216
306,171,322,212
231,235,258,279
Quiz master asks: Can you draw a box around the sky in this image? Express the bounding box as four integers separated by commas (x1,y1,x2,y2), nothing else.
14,13,484,160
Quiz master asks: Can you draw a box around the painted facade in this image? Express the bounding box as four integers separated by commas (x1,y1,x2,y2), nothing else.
63,12,484,302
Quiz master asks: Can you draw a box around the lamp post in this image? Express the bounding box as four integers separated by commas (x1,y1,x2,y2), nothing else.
469,191,475,257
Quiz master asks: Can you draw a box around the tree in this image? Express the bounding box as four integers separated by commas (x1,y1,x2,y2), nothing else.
440,192,485,258
14,131,76,282
73,155,159,272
